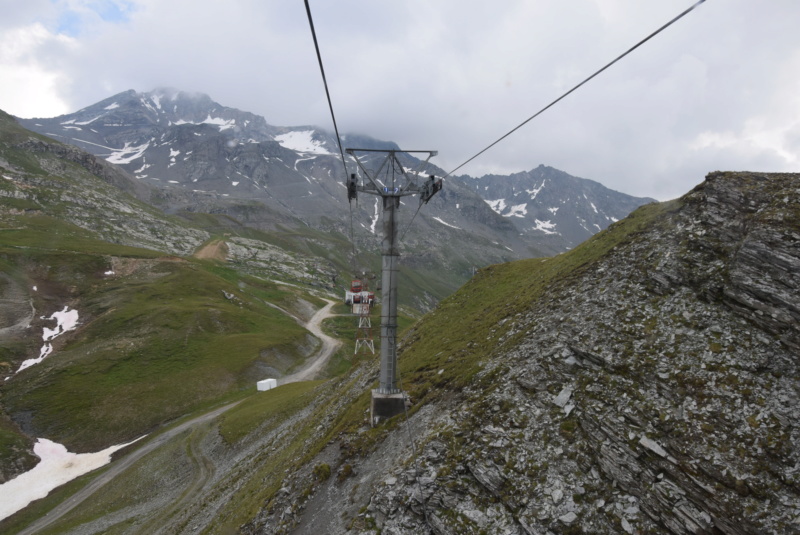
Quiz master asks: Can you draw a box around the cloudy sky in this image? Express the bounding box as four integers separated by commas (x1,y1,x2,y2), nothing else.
1,0,799,200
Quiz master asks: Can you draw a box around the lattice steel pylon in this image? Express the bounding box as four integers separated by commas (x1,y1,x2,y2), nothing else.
345,148,441,424
353,282,375,355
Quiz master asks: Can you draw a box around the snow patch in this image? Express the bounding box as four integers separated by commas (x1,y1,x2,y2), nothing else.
274,130,331,155
526,180,546,199
432,217,461,229
548,207,559,215
69,138,117,151
487,199,526,218
0,437,143,521
42,307,79,342
17,307,79,373
106,142,150,164
485,199,507,214
104,102,119,110
174,115,236,131
532,219,558,235
72,115,103,126
505,203,527,218
26,344,54,369
202,114,235,131
133,162,150,174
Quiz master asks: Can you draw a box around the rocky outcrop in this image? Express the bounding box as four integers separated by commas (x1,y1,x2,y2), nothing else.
649,172,800,351
14,137,151,199
270,172,800,534
0,131,210,256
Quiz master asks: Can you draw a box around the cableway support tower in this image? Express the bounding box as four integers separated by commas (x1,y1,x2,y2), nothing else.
345,148,441,425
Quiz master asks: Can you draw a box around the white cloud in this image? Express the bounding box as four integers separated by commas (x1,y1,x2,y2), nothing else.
0,23,75,118
1,0,799,200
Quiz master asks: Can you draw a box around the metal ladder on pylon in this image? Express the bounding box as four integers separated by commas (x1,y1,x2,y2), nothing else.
353,280,375,355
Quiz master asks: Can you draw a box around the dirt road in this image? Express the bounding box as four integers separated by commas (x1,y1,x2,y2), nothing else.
279,299,341,384
193,239,228,261
17,402,235,535
16,298,340,535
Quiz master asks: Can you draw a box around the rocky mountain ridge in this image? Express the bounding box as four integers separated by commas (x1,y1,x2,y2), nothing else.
18,88,653,259
470,164,654,249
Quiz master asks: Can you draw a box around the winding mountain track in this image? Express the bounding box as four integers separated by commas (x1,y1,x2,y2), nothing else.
136,423,218,534
16,298,340,535
279,299,341,384
193,239,228,261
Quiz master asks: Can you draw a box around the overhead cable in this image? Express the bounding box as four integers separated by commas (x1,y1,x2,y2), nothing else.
304,0,360,274
442,0,707,179
304,0,348,170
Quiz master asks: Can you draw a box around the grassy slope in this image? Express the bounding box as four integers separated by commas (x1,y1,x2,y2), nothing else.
396,199,681,405
0,214,316,454
0,111,333,457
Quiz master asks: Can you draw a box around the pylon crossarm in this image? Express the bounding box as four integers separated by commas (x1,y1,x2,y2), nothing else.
346,149,438,198
402,150,438,186
346,148,389,193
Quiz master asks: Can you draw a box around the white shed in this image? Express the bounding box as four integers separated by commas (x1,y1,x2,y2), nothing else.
257,378,277,391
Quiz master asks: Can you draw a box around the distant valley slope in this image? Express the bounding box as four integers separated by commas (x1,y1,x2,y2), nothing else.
0,108,345,485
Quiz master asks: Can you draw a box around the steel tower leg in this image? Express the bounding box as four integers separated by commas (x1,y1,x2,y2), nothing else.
371,194,406,423
378,195,400,394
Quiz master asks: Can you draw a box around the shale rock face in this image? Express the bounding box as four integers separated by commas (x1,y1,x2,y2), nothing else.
258,173,800,535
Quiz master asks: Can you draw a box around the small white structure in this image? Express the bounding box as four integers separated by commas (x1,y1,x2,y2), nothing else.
344,290,374,306
257,378,277,391
352,303,371,316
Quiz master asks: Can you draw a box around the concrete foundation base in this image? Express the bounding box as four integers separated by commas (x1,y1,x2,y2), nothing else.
370,390,406,426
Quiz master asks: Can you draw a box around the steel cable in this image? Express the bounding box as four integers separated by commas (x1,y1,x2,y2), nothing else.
442,0,707,179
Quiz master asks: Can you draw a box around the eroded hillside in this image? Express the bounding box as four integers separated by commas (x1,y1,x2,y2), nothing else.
249,172,799,534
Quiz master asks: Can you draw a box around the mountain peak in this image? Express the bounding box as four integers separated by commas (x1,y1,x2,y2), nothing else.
17,88,653,260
